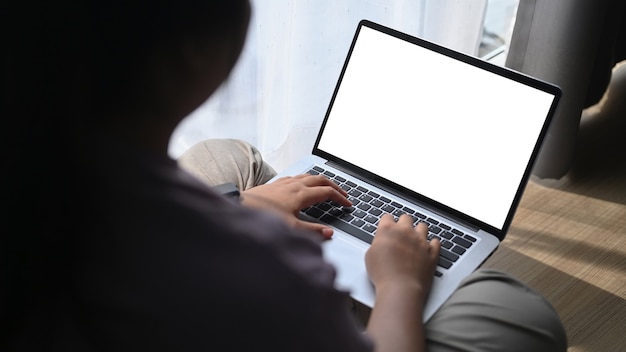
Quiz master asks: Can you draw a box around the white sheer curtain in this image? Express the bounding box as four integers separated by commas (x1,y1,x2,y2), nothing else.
169,0,487,172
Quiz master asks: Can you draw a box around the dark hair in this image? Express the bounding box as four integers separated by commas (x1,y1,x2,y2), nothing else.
1,0,250,346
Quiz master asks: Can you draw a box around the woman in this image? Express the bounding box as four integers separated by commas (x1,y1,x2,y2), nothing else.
2,1,567,351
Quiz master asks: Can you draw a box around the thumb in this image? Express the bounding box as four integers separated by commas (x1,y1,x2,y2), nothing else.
295,219,334,240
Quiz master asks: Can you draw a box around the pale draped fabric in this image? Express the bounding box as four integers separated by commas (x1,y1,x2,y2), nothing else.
169,0,487,172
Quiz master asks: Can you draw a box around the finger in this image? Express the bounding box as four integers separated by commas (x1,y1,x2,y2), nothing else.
429,236,441,259
325,188,352,207
376,213,396,230
295,219,334,240
415,221,429,236
297,174,348,197
396,214,415,227
298,186,352,208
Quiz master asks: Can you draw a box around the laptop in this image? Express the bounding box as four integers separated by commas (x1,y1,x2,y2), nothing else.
267,19,561,322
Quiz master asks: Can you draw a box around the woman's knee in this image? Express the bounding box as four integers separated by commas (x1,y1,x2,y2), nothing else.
425,269,567,352
177,139,277,190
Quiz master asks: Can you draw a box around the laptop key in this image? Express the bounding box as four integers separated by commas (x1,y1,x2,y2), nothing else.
441,240,453,249
368,208,383,216
328,208,344,217
339,213,355,222
320,215,373,244
352,210,367,218
364,215,378,224
359,194,373,203
464,234,477,242
452,236,472,249
438,257,453,269
392,209,405,217
426,217,439,225
357,203,372,211
440,248,460,262
382,204,395,213
305,207,324,218
363,224,377,233
349,189,362,197
451,245,466,255
367,190,380,198
317,202,332,211
441,231,454,240
414,211,427,219
350,219,365,227
334,175,346,183
451,228,464,236
370,199,384,208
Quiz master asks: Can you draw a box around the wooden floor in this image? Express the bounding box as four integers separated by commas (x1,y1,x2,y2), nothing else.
482,88,626,351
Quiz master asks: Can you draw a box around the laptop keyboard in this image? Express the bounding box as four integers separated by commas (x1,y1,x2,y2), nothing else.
303,166,477,276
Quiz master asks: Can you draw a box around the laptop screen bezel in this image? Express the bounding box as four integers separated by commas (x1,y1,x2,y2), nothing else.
311,19,561,240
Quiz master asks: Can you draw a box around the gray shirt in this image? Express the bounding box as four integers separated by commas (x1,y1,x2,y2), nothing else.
23,135,374,351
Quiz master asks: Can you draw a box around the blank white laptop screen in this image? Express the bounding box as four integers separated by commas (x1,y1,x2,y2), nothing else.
317,26,556,230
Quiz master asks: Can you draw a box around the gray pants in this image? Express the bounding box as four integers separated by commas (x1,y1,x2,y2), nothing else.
178,139,568,352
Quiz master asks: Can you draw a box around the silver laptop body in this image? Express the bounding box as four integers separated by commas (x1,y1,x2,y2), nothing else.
268,19,561,322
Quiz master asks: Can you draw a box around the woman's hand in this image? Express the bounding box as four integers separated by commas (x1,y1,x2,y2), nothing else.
366,215,440,296
364,215,441,352
240,174,352,239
